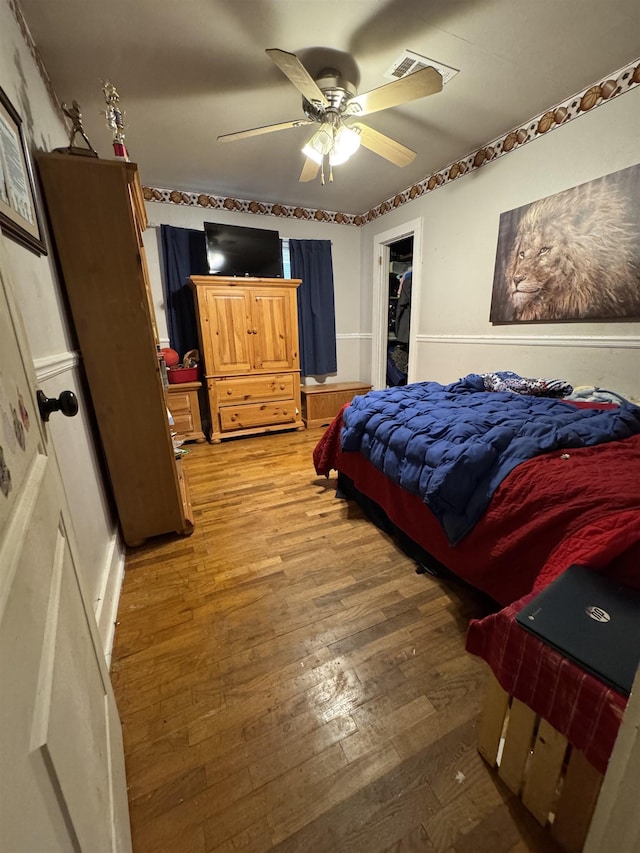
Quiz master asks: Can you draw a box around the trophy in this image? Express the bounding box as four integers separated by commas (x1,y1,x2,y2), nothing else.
102,80,128,160
59,100,98,156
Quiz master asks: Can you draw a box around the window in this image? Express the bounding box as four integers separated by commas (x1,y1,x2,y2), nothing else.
281,238,291,278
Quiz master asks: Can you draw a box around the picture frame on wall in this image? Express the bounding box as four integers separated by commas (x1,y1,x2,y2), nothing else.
489,163,640,324
0,86,47,256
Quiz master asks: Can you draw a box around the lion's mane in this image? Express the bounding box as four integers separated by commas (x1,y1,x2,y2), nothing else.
506,181,640,321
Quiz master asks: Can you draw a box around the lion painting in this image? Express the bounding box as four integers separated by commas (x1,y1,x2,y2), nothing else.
491,168,640,322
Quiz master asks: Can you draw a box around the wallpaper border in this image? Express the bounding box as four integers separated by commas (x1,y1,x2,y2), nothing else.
8,0,60,109
10,0,638,228
142,59,640,226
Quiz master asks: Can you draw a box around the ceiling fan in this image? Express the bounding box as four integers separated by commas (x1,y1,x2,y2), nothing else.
217,48,442,184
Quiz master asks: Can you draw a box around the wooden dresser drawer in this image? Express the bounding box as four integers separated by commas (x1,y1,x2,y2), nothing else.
215,373,295,403
219,400,298,431
172,409,196,435
166,381,205,443
167,388,193,414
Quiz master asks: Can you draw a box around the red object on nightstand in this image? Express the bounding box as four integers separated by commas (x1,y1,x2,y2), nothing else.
167,366,199,384
160,348,180,367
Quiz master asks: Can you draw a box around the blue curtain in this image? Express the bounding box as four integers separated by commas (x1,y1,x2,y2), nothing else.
160,225,208,359
289,239,337,377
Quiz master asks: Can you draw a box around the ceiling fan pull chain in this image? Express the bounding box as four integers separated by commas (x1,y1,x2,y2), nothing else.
321,159,325,185
329,126,336,182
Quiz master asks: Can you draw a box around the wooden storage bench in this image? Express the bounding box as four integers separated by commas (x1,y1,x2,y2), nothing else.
300,381,372,429
477,671,604,852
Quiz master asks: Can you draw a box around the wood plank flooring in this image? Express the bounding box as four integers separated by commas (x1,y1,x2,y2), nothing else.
111,427,561,853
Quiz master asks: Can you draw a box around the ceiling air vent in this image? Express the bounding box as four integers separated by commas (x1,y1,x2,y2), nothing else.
384,50,459,85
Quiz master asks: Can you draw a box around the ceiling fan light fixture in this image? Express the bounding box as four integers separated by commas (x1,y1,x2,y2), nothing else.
302,123,335,163
301,142,323,164
329,125,361,166
226,47,446,184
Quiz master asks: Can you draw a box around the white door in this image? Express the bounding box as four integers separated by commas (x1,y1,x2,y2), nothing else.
0,243,132,852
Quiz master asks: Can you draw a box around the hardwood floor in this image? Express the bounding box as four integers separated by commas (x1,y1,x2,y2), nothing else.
111,428,560,853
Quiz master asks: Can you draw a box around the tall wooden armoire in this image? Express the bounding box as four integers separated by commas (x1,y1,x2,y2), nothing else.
190,275,305,442
37,153,193,546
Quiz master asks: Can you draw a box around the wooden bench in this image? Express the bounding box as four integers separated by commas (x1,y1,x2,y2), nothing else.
300,381,372,429
477,671,604,852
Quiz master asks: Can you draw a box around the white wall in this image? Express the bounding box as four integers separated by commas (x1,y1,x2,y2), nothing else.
1,0,123,651
361,86,640,399
141,201,364,383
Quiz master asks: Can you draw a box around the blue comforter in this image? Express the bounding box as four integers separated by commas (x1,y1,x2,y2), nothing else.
341,374,640,545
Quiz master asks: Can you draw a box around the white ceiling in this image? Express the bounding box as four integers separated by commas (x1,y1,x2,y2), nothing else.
17,0,640,215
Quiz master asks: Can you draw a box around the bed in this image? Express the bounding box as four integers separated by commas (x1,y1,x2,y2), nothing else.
313,373,640,777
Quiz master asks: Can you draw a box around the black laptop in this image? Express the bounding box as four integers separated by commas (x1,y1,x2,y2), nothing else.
516,564,640,696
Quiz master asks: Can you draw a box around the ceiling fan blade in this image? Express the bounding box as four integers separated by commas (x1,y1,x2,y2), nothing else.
299,157,321,182
266,48,329,107
218,119,313,143
346,66,442,116
351,122,416,167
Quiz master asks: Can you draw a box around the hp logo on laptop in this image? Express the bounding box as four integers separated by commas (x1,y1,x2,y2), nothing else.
586,605,611,623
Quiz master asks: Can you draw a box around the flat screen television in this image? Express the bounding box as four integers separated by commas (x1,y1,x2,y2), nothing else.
204,222,283,278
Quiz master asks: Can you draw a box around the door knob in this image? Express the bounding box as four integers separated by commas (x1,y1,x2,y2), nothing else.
37,390,79,422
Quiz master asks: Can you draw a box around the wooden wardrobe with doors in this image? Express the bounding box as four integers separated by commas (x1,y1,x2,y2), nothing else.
190,275,305,442
37,152,194,546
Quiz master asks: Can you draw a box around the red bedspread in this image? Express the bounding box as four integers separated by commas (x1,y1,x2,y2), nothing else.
314,408,640,771
314,407,640,606
466,518,640,774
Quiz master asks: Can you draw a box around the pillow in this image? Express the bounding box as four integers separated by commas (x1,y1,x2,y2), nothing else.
567,385,631,405
482,371,573,398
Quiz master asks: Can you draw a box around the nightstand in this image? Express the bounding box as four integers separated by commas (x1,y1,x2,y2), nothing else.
167,381,206,443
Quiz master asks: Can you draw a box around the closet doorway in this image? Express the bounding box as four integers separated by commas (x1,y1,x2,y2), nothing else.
387,235,413,387
371,218,422,390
